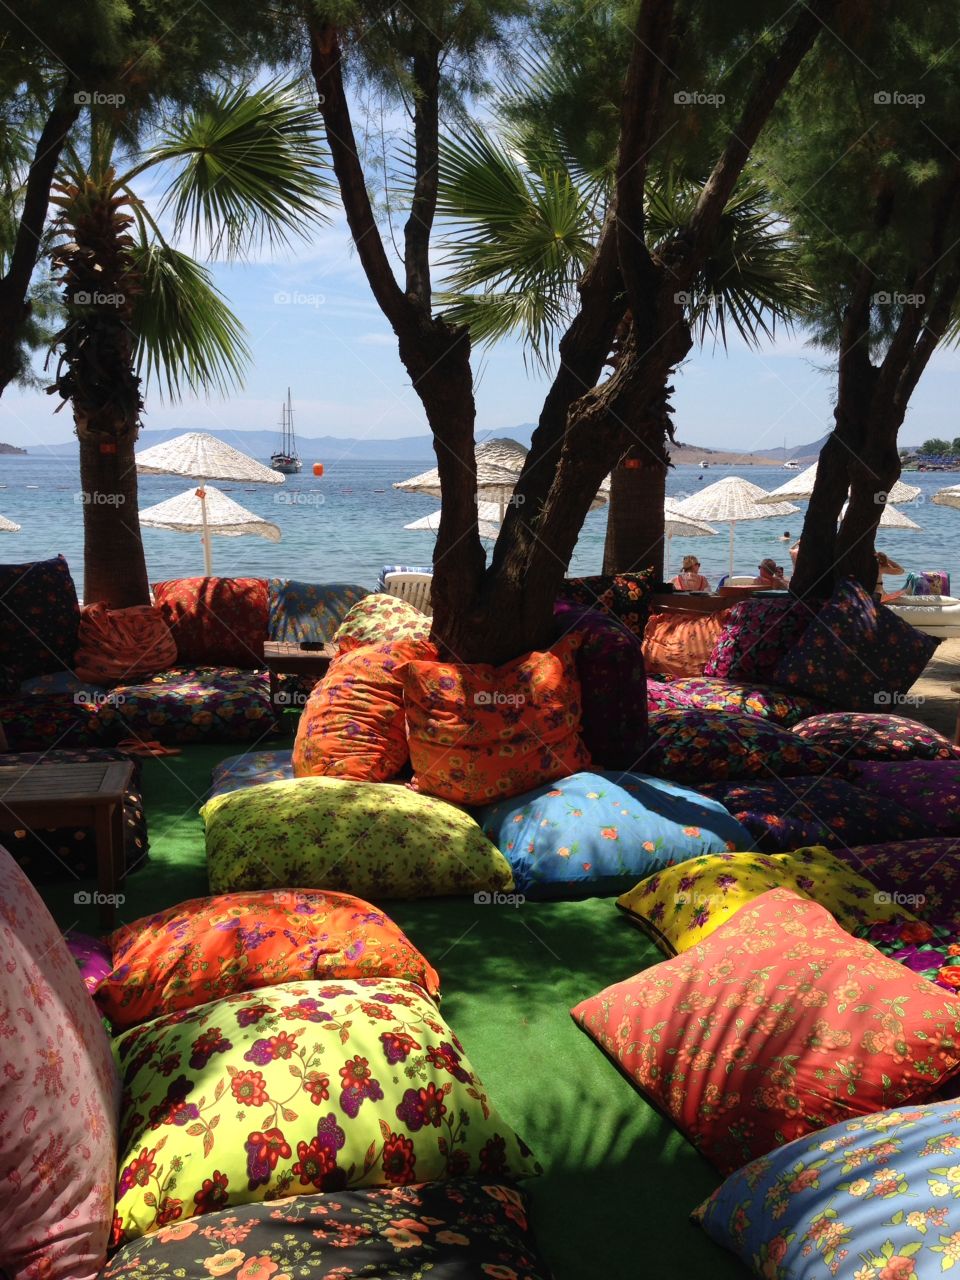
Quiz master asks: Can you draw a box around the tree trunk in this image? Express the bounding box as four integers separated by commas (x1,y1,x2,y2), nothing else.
602,456,667,578
78,427,149,606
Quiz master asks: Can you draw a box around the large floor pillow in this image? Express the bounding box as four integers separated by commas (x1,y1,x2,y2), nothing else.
640,709,845,784
832,839,960,925
334,593,432,650
268,579,369,644
98,889,441,1030
857,917,960,995
0,748,148,882
210,748,294,798
112,977,541,1244
641,609,732,681
617,845,915,955
95,668,279,745
556,570,653,639
202,777,514,898
0,691,103,749
0,846,120,1280
661,676,825,727
703,592,814,683
695,1100,960,1280
0,553,80,682
696,776,927,852
571,888,960,1176
646,678,697,712
152,577,268,668
773,577,939,710
104,1178,551,1279
475,770,749,899
850,760,960,835
73,602,177,686
793,710,960,761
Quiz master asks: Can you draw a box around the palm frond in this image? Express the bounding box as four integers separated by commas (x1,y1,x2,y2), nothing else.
437,287,571,372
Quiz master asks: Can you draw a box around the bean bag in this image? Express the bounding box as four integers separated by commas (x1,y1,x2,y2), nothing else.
832,838,960,925
0,692,103,749
661,676,824,726
476,770,749,898
153,577,268,668
556,570,654,639
850,759,960,834
202,777,513,898
641,608,731,680
0,553,80,681
210,747,294,798
268,579,369,644
857,918,960,994
95,667,278,745
65,931,114,995
646,678,697,712
112,977,540,1243
334,593,432,650
73,602,177,685
571,888,960,1176
793,710,960,761
703,592,814,681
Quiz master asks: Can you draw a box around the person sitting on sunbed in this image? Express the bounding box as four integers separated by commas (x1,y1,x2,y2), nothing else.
754,558,788,588
672,555,711,591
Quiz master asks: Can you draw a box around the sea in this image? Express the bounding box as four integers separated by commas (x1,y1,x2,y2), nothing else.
1,453,957,599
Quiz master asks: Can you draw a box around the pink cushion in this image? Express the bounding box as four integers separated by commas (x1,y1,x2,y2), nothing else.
0,846,119,1279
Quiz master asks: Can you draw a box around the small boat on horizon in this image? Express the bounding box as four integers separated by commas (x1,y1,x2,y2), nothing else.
782,459,801,470
271,388,302,475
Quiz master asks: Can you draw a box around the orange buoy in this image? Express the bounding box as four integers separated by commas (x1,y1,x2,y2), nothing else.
313,462,324,477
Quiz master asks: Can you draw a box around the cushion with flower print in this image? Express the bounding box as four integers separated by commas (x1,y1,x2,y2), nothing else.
617,845,916,956
646,679,697,712
694,1099,960,1279
793,711,960,762
831,839,960,927
855,917,960,996
703,593,815,682
474,770,750,899
663,676,826,727
556,570,654,639
112,977,541,1246
103,1178,552,1279
333,593,432,651
571,888,960,1176
849,760,960,836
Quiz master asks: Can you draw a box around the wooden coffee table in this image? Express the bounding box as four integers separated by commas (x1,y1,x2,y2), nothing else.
0,760,134,927
263,641,336,708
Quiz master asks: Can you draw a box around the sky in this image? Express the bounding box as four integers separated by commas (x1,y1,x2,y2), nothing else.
3,199,960,455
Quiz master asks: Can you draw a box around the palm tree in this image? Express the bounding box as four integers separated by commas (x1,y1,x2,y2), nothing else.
436,122,813,579
47,84,334,607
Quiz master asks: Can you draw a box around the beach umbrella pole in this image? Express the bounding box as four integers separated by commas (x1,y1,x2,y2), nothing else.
199,481,213,575
729,522,735,576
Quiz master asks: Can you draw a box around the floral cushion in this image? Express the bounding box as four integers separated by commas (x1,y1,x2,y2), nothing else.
703,593,814,681
773,577,940,710
571,888,960,1176
694,1100,960,1280
403,636,591,805
202,777,513,899
292,640,434,783
0,845,120,1280
696,776,927,852
554,603,648,767
641,609,732,680
475,770,749,899
0,692,104,749
73,602,177,685
0,554,80,681
112,977,541,1244
793,710,960,761
640,709,845,784
98,889,440,1031
0,748,148,881
65,930,114,995
334,593,432,651
850,760,960,835
646,679,697,712
267,579,369,644
103,1179,551,1279
556,570,654,639
857,918,960,995
152,577,268,668
210,748,294,798
617,846,915,955
95,668,278,745
663,676,825,726
832,839,960,925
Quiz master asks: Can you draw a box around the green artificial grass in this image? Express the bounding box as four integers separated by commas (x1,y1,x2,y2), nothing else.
40,740,746,1279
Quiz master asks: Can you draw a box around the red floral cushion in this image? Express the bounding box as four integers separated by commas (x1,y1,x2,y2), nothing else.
833,839,960,926
571,887,960,1175
703,594,814,681
152,577,268,668
793,711,960,761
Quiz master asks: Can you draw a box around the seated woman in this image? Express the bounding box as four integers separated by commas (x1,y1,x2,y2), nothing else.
875,550,905,600
753,558,789,588
672,555,711,591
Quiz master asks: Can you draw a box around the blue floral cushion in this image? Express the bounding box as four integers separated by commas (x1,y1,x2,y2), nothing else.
475,770,750,898
210,748,294,798
695,1099,960,1280
268,580,369,644
773,577,940,710
0,554,80,681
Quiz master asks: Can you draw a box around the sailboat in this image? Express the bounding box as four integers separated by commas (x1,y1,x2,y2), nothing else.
270,388,302,474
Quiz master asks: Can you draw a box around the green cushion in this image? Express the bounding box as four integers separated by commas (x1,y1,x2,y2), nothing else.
113,977,541,1244
202,777,514,898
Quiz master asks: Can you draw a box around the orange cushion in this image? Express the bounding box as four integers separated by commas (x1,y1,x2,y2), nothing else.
403,634,592,804
152,577,268,667
74,602,177,684
642,608,731,680
97,888,440,1030
292,639,435,782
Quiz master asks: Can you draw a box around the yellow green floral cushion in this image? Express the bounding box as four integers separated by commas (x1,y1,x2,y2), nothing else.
111,977,541,1244
201,777,513,899
617,845,916,955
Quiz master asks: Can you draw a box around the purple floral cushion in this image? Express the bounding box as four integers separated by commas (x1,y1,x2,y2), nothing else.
772,577,940,710
832,839,960,925
646,679,697,712
793,711,960,761
0,554,80,681
554,603,647,767
663,676,824,726
855,917,960,994
556,570,654,639
94,668,280,745
641,709,845,784
703,593,815,681
0,693,104,749
65,931,113,994
849,760,960,835
696,776,927,852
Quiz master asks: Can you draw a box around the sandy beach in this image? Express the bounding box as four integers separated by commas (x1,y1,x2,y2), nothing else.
908,634,960,738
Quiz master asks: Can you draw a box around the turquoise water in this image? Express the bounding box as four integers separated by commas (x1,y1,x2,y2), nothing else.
0,454,956,598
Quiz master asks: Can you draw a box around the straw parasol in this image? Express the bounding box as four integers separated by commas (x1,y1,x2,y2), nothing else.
663,503,717,576
136,432,284,575
405,501,502,541
759,461,921,505
839,500,922,531
139,484,280,572
932,483,960,511
0,514,20,532
673,476,799,574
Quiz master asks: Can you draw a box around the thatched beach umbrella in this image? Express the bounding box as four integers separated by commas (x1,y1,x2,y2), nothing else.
932,483,960,511
839,500,922,531
673,477,799,574
405,501,503,541
663,504,718,576
139,484,280,572
0,514,20,532
759,461,921,505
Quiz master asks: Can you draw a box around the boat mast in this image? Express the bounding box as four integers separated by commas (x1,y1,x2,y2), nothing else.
286,387,294,455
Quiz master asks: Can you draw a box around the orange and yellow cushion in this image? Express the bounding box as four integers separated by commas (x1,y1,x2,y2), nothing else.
641,608,731,680
333,593,432,652
74,602,177,684
402,635,591,804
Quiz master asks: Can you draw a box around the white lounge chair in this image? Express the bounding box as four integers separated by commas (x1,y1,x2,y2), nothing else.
383,571,433,616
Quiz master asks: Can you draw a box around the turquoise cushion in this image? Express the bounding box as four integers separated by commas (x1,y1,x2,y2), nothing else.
695,1099,960,1278
267,580,369,644
475,770,750,899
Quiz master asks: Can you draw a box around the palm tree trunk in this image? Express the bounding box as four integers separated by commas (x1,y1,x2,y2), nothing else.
602,457,667,578
78,425,149,606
